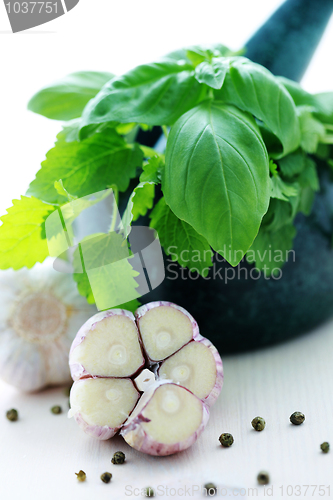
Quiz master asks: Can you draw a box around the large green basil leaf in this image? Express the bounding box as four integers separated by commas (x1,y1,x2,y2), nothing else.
163,100,270,266
28,71,114,121
80,60,204,129
215,58,300,157
27,128,143,204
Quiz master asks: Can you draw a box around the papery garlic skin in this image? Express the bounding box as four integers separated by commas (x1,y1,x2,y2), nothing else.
0,260,96,392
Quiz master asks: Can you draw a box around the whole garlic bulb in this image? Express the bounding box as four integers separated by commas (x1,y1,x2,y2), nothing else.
0,259,96,392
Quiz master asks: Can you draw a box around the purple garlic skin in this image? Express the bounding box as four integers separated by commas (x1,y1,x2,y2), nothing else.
69,301,223,455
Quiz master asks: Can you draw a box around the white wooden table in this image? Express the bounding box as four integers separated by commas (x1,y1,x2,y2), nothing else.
1,319,333,500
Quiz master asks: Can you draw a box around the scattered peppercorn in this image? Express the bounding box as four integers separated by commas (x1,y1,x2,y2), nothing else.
251,416,266,431
100,472,112,483
290,412,305,425
204,483,217,496
320,442,330,453
6,409,18,422
257,471,269,485
144,486,155,497
219,433,234,447
51,405,62,415
75,470,86,482
111,451,125,464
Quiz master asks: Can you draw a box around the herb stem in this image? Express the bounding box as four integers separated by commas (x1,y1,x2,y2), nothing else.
162,125,169,139
109,186,119,233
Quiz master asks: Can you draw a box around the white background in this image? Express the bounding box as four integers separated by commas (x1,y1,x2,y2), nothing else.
1,2,333,499
0,0,333,216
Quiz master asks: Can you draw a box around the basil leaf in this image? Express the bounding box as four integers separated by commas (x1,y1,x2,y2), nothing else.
297,106,326,153
150,198,213,277
296,157,319,191
0,196,55,270
278,150,306,177
28,71,114,121
166,43,234,64
81,60,204,129
27,128,143,204
195,58,228,89
262,199,294,233
277,76,318,109
163,100,270,266
216,58,300,157
313,92,333,125
246,223,296,275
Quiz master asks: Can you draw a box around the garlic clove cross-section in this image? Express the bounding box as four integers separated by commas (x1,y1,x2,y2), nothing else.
69,309,145,381
69,301,223,456
69,377,140,440
121,381,209,456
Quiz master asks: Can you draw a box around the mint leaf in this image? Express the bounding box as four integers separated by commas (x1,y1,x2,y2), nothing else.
140,156,164,184
195,58,228,89
246,223,296,275
121,182,155,237
216,57,300,157
81,60,204,128
54,180,77,201
27,127,143,204
270,176,299,201
73,232,140,310
28,71,114,121
0,196,55,270
150,198,213,277
163,100,270,266
297,106,326,153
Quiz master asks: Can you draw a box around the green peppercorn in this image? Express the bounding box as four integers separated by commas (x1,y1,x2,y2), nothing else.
75,470,86,482
144,486,155,497
51,405,62,415
111,451,125,464
100,472,112,483
204,483,217,496
257,471,269,485
290,411,305,425
6,409,18,422
219,433,234,447
320,442,329,453
251,416,266,431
